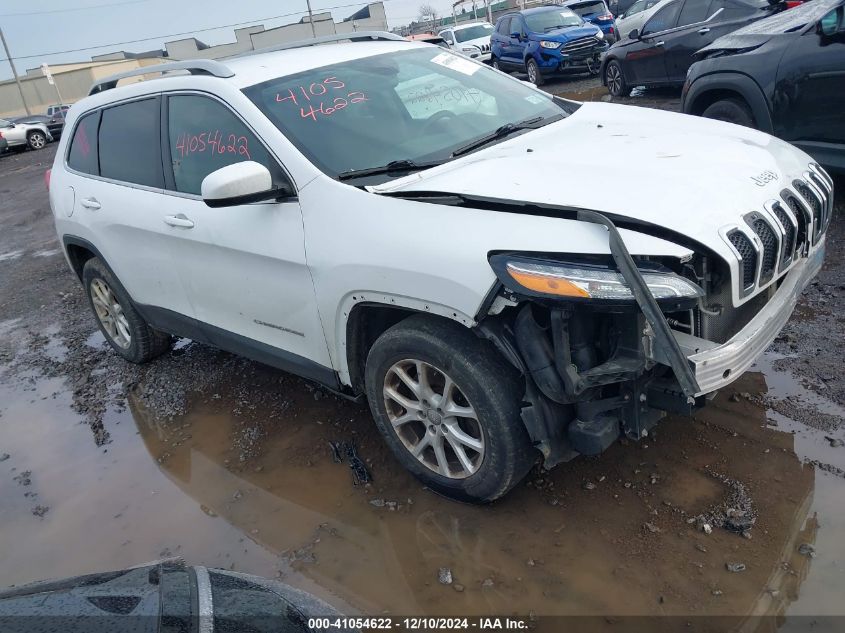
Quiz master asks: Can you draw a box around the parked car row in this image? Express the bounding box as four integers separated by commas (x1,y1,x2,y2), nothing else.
0,104,69,155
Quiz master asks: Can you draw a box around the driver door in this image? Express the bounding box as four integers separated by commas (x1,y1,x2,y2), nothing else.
158,92,333,373
629,0,682,84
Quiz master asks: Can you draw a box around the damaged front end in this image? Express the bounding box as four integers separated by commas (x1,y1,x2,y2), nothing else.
474,204,826,468
477,209,710,467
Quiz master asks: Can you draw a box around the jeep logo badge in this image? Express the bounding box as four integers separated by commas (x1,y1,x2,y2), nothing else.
751,170,778,186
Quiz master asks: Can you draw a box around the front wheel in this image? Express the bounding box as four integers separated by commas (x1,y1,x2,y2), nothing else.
82,258,172,364
365,315,536,503
604,59,630,97
27,131,47,150
525,58,544,86
701,98,755,128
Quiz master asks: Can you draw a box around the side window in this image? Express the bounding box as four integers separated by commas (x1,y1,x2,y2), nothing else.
442,31,454,44
715,0,753,22
99,98,164,188
496,16,511,35
625,0,647,17
167,94,283,196
67,111,100,176
513,16,526,35
677,0,713,27
641,0,681,35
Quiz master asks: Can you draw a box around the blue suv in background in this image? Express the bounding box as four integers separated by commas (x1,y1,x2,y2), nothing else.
491,5,609,85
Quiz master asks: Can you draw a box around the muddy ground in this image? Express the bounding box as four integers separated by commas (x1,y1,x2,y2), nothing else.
1,78,845,629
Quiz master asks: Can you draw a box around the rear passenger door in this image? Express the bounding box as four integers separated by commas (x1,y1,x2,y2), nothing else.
158,92,332,374
65,97,195,320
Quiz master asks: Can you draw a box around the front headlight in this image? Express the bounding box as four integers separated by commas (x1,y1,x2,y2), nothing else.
492,256,703,303
540,40,562,49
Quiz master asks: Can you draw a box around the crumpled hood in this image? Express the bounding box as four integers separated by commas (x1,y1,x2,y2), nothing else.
372,101,814,259
698,0,837,55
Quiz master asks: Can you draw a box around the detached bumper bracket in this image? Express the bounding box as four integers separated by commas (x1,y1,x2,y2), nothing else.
576,209,700,399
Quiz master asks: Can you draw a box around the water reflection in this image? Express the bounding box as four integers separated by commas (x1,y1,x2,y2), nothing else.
130,369,818,620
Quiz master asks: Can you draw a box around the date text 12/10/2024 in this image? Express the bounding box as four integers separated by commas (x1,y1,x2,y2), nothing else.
307,617,530,631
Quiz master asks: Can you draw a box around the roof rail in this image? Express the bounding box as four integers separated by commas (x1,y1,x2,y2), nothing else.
88,60,234,95
236,30,408,58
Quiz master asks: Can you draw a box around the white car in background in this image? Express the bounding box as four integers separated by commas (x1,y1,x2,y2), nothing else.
438,22,494,62
615,0,665,39
0,117,52,151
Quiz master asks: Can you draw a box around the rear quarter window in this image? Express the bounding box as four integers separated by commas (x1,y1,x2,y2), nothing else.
67,111,100,176
98,97,164,189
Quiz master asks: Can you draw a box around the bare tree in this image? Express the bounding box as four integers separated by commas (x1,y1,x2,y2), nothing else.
418,3,439,30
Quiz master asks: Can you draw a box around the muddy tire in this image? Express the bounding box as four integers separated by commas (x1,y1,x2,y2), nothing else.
365,314,536,503
526,58,544,86
702,98,755,128
82,258,172,364
604,59,630,97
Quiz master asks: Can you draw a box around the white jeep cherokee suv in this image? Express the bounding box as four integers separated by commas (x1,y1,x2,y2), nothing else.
49,33,833,502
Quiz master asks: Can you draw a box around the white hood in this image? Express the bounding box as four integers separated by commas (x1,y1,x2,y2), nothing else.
372,101,814,263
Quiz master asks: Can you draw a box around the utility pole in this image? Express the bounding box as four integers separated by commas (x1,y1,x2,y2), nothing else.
305,0,317,38
0,26,30,116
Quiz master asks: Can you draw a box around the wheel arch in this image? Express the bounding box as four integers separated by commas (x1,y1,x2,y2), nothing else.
683,72,773,134
62,235,104,282
340,295,477,393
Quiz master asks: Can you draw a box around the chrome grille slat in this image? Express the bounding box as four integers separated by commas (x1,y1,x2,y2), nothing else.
794,179,824,243
767,201,796,271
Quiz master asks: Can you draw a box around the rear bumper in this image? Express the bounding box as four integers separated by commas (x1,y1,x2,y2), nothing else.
672,242,825,396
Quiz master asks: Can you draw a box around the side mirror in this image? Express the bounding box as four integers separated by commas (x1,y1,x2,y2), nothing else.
818,9,839,37
628,28,639,39
201,161,289,208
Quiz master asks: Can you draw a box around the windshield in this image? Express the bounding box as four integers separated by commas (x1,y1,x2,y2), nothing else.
244,47,570,181
455,23,494,42
524,8,583,32
568,1,607,18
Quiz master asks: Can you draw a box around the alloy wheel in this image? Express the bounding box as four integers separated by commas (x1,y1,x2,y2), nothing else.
383,359,484,479
29,133,46,149
527,62,537,84
90,279,131,349
606,64,622,96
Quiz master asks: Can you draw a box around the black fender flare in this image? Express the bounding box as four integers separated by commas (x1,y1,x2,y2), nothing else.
682,71,773,134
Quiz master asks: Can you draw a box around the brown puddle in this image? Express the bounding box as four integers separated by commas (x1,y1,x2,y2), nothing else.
1,347,844,624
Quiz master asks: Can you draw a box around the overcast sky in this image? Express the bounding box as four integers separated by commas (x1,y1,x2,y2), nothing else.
0,0,468,81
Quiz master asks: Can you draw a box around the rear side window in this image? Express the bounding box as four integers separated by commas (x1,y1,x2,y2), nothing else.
166,94,283,196
642,0,681,34
67,112,100,176
677,0,713,26
496,16,512,34
98,98,164,189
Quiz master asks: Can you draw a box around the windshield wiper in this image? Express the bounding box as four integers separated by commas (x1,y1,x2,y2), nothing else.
451,115,562,158
337,159,446,181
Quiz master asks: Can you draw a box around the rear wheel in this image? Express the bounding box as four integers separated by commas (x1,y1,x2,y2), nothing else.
526,58,544,86
604,59,630,97
82,258,172,364
701,98,755,128
27,131,47,150
491,56,502,72
365,315,536,503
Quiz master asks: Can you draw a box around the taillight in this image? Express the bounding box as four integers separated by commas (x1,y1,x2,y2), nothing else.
598,13,613,20
44,169,51,191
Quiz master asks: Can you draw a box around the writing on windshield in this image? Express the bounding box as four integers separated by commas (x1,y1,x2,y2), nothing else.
275,77,369,122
